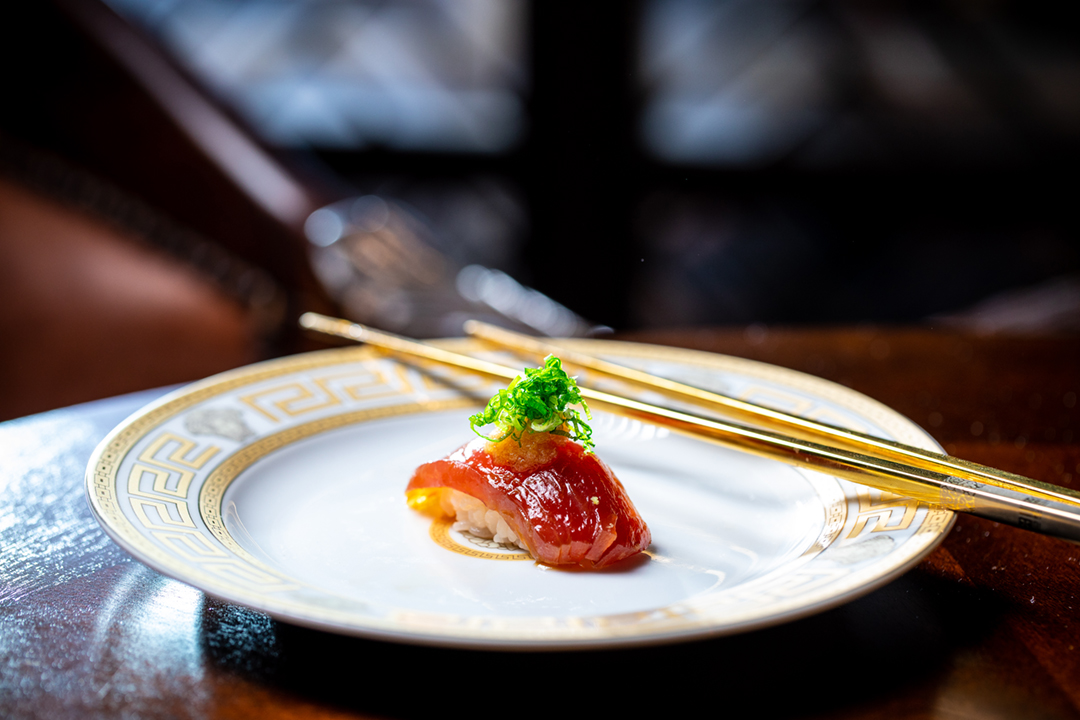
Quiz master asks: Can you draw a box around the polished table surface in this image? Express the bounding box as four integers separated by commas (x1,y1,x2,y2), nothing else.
2,327,1078,719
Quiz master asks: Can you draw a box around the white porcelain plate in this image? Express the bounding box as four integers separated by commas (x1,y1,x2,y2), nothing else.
86,340,952,650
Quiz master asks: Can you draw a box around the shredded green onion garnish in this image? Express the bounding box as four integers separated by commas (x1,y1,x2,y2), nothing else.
469,355,594,452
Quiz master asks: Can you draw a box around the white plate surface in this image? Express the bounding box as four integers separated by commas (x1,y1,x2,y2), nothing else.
86,340,952,649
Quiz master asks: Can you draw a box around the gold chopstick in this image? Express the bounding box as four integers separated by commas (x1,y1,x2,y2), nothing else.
300,312,1080,543
463,320,1080,510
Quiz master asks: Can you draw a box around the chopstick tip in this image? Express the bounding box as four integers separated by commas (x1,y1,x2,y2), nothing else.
299,312,365,342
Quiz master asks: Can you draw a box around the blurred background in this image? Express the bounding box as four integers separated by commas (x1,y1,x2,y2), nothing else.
1,0,1078,420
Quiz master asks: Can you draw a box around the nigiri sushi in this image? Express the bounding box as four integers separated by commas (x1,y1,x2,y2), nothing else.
406,356,651,569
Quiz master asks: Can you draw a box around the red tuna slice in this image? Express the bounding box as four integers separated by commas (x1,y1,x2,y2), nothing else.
406,433,651,569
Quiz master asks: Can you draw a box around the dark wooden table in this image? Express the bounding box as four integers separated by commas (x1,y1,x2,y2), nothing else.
2,327,1078,719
